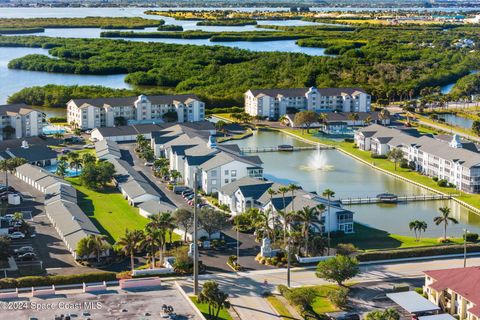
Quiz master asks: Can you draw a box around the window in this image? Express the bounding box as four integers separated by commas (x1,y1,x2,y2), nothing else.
231,170,237,177
211,170,217,177
225,170,229,175
224,179,229,184
212,180,217,185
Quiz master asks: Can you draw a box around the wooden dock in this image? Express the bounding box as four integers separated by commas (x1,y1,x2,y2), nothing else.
340,194,455,205
240,145,334,153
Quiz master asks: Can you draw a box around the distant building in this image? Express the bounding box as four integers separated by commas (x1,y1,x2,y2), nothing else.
244,87,371,119
355,124,480,193
67,94,205,130
0,104,43,140
424,267,480,320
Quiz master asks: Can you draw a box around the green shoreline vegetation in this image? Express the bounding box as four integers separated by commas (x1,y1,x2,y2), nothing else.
2,21,480,107
0,17,165,30
197,19,258,26
157,25,184,31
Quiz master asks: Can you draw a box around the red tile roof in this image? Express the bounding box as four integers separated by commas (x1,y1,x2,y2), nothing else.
424,267,480,316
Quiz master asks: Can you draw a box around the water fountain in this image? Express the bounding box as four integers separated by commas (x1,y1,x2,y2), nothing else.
300,144,334,171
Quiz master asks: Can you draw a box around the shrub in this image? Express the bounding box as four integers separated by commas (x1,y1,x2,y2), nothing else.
414,287,424,295
327,287,349,309
336,243,357,256
344,138,354,143
437,179,448,187
285,287,316,312
277,284,290,296
464,232,479,242
432,176,439,182
48,116,67,123
399,158,409,169
0,272,117,289
371,153,387,159
357,244,480,262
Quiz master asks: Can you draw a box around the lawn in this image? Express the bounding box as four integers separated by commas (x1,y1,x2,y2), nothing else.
309,285,340,314
266,295,298,320
190,296,233,320
332,223,463,251
67,177,149,243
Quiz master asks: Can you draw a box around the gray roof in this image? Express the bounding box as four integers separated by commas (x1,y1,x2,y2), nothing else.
45,183,77,205
219,176,273,198
0,103,39,116
325,111,387,122
121,179,159,200
249,87,367,98
71,94,200,109
95,139,121,159
94,123,168,138
16,164,64,188
45,200,101,253
7,145,58,162
386,292,440,313
139,199,176,216
199,150,262,171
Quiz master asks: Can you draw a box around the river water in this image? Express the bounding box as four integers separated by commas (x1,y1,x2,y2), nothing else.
224,130,480,237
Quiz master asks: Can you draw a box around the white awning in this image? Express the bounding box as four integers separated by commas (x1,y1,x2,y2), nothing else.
386,291,440,313
419,314,456,320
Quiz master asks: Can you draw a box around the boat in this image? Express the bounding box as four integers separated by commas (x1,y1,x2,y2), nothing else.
277,144,294,151
376,193,398,203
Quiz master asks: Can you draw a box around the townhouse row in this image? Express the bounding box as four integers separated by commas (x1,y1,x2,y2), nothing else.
355,124,480,193
15,164,105,260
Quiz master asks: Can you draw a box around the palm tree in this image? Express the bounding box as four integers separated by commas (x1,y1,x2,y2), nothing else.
409,220,419,241
117,229,144,274
288,184,300,213
348,113,360,126
417,221,428,241
56,161,68,178
254,208,274,241
434,206,458,241
267,188,277,241
169,170,182,184
322,189,335,255
148,212,176,266
296,206,322,256
82,153,96,165
141,226,162,269
278,186,290,246
364,115,373,126
0,158,26,192
379,109,390,126
85,234,110,263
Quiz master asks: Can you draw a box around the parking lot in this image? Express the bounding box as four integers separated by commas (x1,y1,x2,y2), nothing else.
1,282,202,320
0,173,92,276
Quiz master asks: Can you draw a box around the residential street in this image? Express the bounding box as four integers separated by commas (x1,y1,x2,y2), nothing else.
181,256,480,320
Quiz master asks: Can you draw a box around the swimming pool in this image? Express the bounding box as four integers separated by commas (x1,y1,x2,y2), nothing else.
43,125,67,135
44,164,82,177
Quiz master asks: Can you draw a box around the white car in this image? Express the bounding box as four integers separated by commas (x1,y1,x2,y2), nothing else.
8,232,25,239
144,162,154,166
83,144,95,149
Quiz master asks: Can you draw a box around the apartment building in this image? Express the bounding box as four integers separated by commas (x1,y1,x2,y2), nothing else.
67,94,205,130
0,104,43,140
424,267,480,320
218,176,354,233
355,124,480,193
244,87,371,119
150,124,263,194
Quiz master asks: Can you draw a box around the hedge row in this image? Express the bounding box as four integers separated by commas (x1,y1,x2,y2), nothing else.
357,244,480,262
0,272,117,289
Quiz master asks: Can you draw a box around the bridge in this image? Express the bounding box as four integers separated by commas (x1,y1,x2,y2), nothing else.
240,145,334,153
340,194,455,205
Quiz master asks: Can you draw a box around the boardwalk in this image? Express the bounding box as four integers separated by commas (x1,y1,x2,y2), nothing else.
240,145,334,153
340,194,455,205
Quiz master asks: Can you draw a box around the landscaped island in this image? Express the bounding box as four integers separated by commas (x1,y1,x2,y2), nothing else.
0,17,165,29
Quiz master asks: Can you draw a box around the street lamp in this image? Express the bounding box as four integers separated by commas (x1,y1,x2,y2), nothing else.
236,213,240,273
193,169,200,295
464,228,468,268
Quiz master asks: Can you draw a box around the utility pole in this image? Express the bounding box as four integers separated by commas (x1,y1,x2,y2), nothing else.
193,169,199,295
464,228,468,268
286,237,291,288
236,213,240,273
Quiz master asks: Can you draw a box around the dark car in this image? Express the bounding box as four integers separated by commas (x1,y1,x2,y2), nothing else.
181,189,193,196
17,252,36,261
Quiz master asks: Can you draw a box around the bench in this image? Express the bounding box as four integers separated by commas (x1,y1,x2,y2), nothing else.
31,285,55,297
83,281,107,293
119,277,161,290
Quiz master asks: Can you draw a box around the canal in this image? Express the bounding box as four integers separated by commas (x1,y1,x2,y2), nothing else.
224,130,480,237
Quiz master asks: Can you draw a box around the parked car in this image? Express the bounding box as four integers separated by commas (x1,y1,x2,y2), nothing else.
83,144,95,149
61,149,71,154
17,252,36,261
182,192,194,199
185,194,195,201
14,246,34,254
144,162,154,166
3,214,14,221
8,232,25,239
181,190,193,196
173,186,189,194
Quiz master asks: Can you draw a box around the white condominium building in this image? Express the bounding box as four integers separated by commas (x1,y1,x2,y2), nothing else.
355,124,480,193
244,86,371,119
67,94,205,130
0,104,43,140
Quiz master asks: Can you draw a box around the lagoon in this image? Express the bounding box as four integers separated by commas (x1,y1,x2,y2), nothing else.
225,130,480,237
